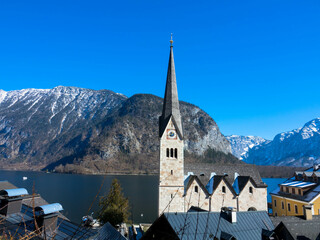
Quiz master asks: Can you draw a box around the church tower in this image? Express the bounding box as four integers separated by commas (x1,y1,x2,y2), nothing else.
158,37,184,215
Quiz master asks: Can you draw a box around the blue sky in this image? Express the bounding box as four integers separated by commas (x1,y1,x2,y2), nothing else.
1,1,320,140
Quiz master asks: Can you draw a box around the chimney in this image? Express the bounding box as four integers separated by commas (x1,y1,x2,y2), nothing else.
35,203,63,234
0,188,28,216
224,207,237,223
303,204,313,220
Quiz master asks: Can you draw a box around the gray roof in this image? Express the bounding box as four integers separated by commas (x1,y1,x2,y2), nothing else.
159,43,183,139
185,163,266,188
0,180,17,190
163,211,274,240
270,178,320,202
93,222,126,240
271,215,320,240
0,203,97,239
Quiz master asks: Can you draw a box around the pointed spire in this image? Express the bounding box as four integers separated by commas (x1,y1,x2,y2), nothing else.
159,36,183,139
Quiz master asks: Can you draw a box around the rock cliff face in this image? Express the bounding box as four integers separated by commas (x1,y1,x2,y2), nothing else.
0,87,232,173
239,118,320,167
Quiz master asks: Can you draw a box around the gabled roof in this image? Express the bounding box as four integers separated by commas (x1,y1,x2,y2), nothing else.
205,175,237,196
233,176,256,195
184,175,210,196
271,215,320,240
159,43,183,139
185,163,266,188
93,222,126,240
162,211,274,240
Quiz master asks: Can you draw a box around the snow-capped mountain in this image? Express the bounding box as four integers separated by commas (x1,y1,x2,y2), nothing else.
0,86,232,173
243,118,320,166
226,135,270,159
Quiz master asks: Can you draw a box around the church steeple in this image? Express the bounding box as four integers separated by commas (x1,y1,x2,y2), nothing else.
159,36,183,139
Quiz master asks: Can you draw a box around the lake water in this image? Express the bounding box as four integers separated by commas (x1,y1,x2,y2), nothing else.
0,170,285,223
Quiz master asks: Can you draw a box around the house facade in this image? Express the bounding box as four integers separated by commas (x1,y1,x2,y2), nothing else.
271,165,320,216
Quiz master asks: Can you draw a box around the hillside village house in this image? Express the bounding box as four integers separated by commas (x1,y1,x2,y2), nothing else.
158,38,268,215
271,165,320,216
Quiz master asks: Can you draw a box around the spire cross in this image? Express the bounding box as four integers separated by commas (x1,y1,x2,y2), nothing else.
170,33,173,46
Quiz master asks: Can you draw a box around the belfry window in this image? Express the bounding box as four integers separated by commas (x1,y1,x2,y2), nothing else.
166,148,169,157
222,186,226,193
170,148,174,158
175,148,178,158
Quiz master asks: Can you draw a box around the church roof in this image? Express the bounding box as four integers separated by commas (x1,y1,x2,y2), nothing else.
185,163,266,188
159,40,183,139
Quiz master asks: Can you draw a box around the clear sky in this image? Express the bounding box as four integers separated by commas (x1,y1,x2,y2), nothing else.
1,1,320,140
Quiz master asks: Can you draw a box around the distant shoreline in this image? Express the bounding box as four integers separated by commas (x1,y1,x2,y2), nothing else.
0,164,306,179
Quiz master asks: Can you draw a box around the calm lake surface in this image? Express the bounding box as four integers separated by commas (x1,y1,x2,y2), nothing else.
0,170,285,223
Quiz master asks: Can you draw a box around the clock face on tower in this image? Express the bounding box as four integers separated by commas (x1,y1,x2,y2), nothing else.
167,129,177,139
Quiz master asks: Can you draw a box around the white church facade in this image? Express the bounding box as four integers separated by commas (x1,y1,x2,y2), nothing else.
158,39,268,215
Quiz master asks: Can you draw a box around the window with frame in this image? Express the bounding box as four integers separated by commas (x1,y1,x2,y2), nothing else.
292,188,295,194
222,186,226,193
274,199,277,207
166,148,169,157
249,187,253,194
286,187,289,193
174,148,178,158
195,186,198,193
288,203,291,212
295,205,298,214
281,201,284,210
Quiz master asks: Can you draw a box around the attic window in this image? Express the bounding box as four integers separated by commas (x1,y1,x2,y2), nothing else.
222,186,226,193
249,187,253,194
195,186,198,193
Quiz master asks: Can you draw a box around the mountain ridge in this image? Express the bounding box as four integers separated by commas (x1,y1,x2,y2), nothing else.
0,86,234,174
232,118,320,167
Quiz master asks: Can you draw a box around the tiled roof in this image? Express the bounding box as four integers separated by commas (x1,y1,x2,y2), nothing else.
163,211,274,240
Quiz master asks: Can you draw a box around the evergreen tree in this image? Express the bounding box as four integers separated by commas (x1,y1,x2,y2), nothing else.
98,178,130,226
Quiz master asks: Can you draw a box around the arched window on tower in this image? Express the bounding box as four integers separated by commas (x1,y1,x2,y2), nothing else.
175,148,178,159
166,148,169,158
170,148,174,158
